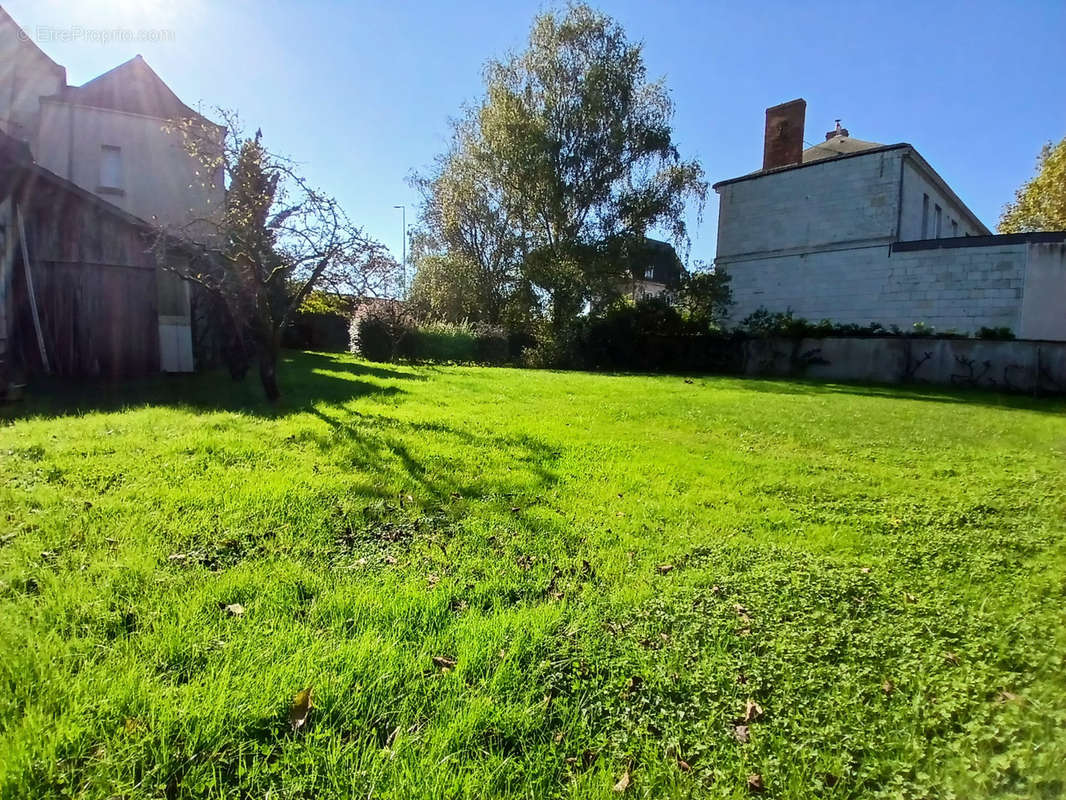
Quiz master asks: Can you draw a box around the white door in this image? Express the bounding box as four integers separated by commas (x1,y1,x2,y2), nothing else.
157,269,195,372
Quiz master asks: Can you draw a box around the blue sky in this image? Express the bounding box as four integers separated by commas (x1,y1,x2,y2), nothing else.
8,0,1065,268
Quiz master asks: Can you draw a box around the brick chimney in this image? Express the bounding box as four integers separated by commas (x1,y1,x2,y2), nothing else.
762,98,806,170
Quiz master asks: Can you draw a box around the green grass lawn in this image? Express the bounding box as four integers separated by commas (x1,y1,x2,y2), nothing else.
2,352,1065,799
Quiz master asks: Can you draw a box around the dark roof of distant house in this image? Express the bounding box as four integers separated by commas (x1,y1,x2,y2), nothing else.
50,55,214,125
630,238,684,284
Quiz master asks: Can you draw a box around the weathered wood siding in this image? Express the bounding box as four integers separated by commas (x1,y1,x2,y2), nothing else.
10,171,161,377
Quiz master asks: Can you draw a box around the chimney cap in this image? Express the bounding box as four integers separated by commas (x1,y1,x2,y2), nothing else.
825,119,849,140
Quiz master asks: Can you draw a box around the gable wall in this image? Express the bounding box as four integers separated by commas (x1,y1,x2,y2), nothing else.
0,14,64,141
716,148,905,262
35,100,224,230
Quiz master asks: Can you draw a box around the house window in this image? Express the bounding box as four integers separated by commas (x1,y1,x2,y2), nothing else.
921,194,929,238
951,220,958,237
99,145,123,192
934,204,942,238
644,267,655,281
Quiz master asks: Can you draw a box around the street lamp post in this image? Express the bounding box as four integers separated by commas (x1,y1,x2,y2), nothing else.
393,204,406,296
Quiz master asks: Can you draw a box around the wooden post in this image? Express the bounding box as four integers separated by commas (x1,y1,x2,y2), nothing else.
16,203,50,375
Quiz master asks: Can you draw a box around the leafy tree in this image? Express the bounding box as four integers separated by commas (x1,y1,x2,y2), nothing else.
410,136,526,326
407,253,483,323
999,137,1066,233
415,3,706,329
157,112,393,400
677,265,733,330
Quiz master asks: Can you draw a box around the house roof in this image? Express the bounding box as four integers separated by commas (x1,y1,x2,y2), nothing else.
802,134,884,163
51,55,210,124
0,5,66,81
629,238,684,284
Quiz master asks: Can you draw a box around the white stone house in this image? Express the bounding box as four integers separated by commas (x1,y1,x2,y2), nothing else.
0,5,224,371
713,99,1066,341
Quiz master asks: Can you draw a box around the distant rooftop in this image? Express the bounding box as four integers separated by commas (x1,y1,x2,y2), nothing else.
803,134,884,163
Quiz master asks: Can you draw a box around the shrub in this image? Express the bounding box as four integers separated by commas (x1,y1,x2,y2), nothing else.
350,302,412,362
283,312,350,351
737,309,975,340
401,321,476,363
977,326,1016,341
507,330,537,362
522,325,586,370
472,325,510,365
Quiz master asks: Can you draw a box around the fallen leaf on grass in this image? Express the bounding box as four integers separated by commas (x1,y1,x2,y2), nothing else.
222,603,244,617
747,773,764,793
742,699,763,723
613,767,631,793
733,724,750,743
290,688,312,731
432,655,456,672
656,564,674,575
426,573,439,588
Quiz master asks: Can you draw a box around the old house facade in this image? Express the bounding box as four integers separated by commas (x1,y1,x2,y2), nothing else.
0,6,223,378
714,99,1066,340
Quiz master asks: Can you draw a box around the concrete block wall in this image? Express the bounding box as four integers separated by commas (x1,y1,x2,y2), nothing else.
743,336,1066,394
716,148,904,260
725,241,1031,335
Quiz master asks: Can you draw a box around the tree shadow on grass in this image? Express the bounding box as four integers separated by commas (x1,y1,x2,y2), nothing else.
724,375,1066,413
306,405,561,503
1,350,422,422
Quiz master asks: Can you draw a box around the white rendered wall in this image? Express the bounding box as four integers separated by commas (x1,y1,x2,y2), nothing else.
1019,243,1066,341
34,100,223,230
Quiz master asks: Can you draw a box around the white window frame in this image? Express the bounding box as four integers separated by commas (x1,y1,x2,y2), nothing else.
99,145,123,192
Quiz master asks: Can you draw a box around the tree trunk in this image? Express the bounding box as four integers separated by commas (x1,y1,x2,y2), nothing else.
257,336,282,402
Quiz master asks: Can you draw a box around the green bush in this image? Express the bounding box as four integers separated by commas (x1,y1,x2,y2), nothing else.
402,321,476,363
977,326,1016,341
351,303,412,362
472,326,510,365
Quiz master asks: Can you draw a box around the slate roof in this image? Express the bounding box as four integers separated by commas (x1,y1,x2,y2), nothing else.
802,134,884,163
52,55,208,123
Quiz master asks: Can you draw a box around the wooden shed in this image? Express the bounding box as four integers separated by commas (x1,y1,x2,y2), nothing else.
1,130,192,385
